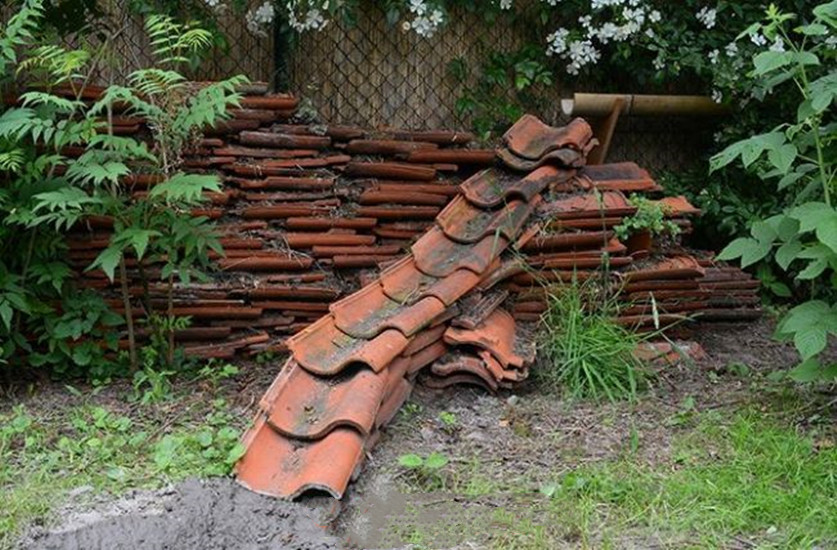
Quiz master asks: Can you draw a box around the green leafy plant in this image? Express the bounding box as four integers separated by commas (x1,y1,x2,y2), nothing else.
539,279,646,402
712,2,837,382
614,195,681,242
398,451,450,490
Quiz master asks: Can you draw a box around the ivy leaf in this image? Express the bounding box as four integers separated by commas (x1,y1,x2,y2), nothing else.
815,212,837,254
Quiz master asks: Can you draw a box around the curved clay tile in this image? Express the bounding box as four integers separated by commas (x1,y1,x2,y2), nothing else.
502,115,593,160
380,256,481,306
444,308,524,369
375,378,413,429
436,195,533,244
235,416,364,500
287,316,409,375
430,353,499,392
460,166,564,208
422,372,496,392
261,360,384,440
412,227,509,278
330,282,447,339
496,146,586,172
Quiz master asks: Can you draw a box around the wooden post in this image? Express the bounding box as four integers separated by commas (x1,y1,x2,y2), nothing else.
588,96,625,165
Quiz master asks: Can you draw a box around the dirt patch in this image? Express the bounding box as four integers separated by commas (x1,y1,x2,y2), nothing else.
20,478,343,550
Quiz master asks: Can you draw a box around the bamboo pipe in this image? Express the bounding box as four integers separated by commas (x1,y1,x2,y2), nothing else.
561,93,729,117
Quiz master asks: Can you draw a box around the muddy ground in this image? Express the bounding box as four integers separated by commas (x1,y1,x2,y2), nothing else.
10,319,826,549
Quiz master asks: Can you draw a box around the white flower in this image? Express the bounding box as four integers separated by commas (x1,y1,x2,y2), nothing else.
401,20,411,31
750,32,767,46
644,27,655,38
565,39,600,74
500,0,513,9
649,10,661,23
708,49,719,64
540,0,561,5
246,1,275,34
546,27,570,56
653,55,664,71
711,89,723,103
769,36,785,52
826,35,837,48
696,6,717,29
725,42,739,57
203,0,222,8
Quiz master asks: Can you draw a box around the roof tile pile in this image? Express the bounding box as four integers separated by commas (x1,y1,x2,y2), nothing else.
233,113,759,500
54,83,762,499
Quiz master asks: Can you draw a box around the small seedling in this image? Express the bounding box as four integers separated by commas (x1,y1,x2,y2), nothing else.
438,411,457,433
397,452,449,490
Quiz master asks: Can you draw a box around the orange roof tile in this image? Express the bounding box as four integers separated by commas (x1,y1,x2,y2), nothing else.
503,115,593,160
380,256,481,306
412,227,509,278
436,196,534,244
460,166,566,208
444,308,523,369
287,316,409,375
260,360,384,439
235,416,364,499
430,353,499,392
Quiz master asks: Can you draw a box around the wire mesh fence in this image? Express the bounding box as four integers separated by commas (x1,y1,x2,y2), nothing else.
284,1,712,174
4,0,713,174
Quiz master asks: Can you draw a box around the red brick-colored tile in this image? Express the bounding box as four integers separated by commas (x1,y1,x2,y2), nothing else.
260,360,384,439
412,227,509,278
287,316,409,375
436,196,533,244
503,115,594,160
235,416,364,500
444,308,523,369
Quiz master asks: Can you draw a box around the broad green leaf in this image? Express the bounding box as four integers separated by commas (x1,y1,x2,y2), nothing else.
0,301,12,330
752,50,791,76
797,258,827,279
777,300,831,336
789,202,833,233
775,240,802,270
88,245,122,282
816,212,837,253
767,143,797,174
717,237,755,261
794,325,827,360
788,358,822,382
751,220,777,244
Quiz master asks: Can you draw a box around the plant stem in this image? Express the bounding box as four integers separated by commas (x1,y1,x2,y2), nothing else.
119,257,137,372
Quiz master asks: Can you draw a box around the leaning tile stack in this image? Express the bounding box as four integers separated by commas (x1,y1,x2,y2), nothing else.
233,114,762,501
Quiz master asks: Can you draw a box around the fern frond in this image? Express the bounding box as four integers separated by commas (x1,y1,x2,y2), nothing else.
17,45,90,83
173,76,247,135
0,149,26,173
18,91,80,112
128,68,185,98
0,0,44,72
144,14,212,66
148,173,221,204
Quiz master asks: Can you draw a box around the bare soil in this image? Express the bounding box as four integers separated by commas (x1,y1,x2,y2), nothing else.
8,319,827,550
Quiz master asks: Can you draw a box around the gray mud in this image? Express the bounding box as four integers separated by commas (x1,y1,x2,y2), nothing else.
20,478,344,550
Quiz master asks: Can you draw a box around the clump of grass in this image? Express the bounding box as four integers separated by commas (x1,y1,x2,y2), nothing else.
538,279,644,401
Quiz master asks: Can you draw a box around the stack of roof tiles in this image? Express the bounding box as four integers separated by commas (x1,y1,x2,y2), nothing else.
58,87,759,361
232,114,760,500
46,82,763,499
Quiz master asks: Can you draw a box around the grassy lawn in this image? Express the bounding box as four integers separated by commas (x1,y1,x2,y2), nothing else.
379,399,837,550
0,384,247,549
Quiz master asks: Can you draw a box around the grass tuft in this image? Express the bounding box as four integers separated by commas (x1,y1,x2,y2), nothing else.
538,278,644,402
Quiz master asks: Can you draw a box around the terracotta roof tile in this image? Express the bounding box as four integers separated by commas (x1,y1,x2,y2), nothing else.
623,255,706,281
444,308,523,369
403,149,495,165
478,349,528,383
657,196,701,217
451,290,509,330
380,256,481,306
344,161,437,181
541,191,635,220
388,129,475,145
503,116,594,160
412,227,509,277
235,416,364,500
497,145,589,172
401,324,448,356
260,360,383,439
579,162,661,192
436,196,534,244
521,230,613,252
422,372,496,392
345,139,437,155
287,316,409,375
330,282,446,339
239,130,331,149
407,340,450,375
430,352,499,392
376,377,413,428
